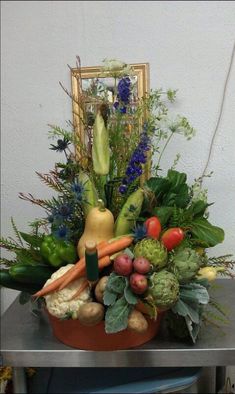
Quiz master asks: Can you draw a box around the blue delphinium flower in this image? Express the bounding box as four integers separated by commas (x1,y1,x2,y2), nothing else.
114,76,131,113
118,77,131,104
119,130,151,194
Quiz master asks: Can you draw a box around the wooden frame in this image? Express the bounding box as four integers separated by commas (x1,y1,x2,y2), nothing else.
70,63,150,161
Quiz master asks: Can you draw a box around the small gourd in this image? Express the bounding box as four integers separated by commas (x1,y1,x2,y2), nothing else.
77,199,114,258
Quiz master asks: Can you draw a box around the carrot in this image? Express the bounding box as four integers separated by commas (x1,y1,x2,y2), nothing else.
68,255,111,301
59,236,133,290
33,274,67,298
69,279,90,301
59,255,112,291
33,240,110,298
33,256,111,298
34,236,133,298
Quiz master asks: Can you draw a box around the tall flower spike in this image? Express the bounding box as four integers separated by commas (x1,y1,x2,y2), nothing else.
114,76,131,113
119,130,151,194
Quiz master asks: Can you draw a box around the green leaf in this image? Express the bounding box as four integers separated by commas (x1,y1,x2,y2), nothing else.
146,170,190,209
180,284,209,305
105,296,132,333
167,169,187,188
124,285,138,305
123,248,134,259
190,217,224,247
146,177,171,200
164,170,190,208
152,206,174,226
106,272,126,294
11,217,23,246
19,291,31,305
187,201,209,218
103,288,118,306
19,232,43,248
14,249,43,265
185,316,201,343
172,299,200,324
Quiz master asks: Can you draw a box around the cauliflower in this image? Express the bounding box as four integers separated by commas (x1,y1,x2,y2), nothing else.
44,264,91,319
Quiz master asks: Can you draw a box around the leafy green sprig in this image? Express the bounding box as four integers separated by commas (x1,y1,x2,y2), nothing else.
0,219,45,268
103,272,138,333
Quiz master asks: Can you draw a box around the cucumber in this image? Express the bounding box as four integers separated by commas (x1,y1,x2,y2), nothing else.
9,264,53,285
0,270,40,293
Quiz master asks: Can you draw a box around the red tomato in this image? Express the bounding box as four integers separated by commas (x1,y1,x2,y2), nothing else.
161,227,184,251
145,216,162,240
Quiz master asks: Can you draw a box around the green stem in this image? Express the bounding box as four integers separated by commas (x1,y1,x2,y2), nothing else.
97,198,106,212
113,77,117,103
156,131,174,172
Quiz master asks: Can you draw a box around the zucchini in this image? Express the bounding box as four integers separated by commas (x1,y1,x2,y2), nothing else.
0,270,40,293
9,264,53,285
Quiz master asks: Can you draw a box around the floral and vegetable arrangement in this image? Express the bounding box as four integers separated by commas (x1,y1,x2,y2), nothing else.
1,58,234,345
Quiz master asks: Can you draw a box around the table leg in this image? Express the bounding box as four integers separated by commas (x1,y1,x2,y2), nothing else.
198,367,216,393
12,367,27,394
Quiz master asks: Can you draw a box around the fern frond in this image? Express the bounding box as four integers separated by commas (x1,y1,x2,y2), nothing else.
0,257,17,267
19,193,53,210
0,237,20,251
208,255,235,269
205,310,229,325
203,317,226,331
209,297,230,317
10,217,23,246
28,218,49,234
36,172,67,193
47,124,74,141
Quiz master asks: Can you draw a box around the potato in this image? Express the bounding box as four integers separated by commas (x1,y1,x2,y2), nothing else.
127,309,148,333
78,302,104,326
94,276,109,303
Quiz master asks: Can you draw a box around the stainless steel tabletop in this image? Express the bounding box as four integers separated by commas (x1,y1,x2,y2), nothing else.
1,279,235,367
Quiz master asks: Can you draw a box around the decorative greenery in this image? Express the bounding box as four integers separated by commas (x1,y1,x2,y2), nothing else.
1,58,234,345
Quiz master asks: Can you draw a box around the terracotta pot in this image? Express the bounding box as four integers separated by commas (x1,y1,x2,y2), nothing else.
46,309,163,351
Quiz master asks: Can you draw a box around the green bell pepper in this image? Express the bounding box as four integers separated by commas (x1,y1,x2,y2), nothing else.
40,235,77,268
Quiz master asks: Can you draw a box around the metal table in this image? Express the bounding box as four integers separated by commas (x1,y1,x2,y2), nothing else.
1,279,235,367
1,279,235,392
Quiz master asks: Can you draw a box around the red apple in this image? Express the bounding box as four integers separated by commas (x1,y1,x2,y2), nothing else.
133,257,151,274
130,273,148,294
113,253,133,276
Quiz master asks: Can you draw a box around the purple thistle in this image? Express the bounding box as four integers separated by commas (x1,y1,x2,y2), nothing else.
53,224,70,240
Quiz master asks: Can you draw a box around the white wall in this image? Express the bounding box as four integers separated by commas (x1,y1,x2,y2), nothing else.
1,1,235,313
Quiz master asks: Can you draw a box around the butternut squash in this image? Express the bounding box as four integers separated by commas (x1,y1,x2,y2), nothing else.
77,199,114,258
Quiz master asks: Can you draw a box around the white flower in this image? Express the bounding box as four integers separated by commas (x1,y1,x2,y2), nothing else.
101,58,134,77
155,115,196,140
191,180,208,204
102,58,127,71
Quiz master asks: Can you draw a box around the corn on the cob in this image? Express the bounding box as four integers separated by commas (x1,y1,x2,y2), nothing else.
114,188,144,236
92,111,110,175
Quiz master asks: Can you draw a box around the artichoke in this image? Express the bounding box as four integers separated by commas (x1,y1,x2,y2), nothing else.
148,270,179,310
134,239,168,271
169,248,202,283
